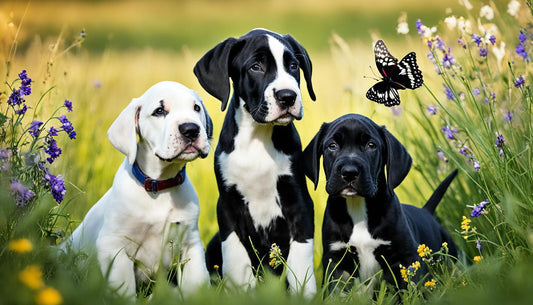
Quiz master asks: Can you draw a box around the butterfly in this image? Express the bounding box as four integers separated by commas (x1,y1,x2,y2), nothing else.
366,39,424,107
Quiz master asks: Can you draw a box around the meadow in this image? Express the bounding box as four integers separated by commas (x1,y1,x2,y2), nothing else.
1,0,532,304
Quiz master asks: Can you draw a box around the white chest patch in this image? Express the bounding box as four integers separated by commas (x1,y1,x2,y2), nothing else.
331,197,391,282
219,103,292,229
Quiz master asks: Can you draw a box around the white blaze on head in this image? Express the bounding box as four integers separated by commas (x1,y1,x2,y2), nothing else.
263,35,303,123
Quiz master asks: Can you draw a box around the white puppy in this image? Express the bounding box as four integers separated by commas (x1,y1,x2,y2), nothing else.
61,81,212,297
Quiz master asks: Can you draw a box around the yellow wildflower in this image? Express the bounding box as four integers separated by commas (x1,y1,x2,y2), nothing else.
35,287,63,305
417,244,432,258
424,279,437,288
473,255,483,263
461,216,471,231
399,265,408,282
19,265,44,289
268,243,282,268
9,238,33,253
213,265,219,270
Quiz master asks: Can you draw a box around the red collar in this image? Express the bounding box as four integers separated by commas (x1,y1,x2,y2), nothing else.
131,162,186,194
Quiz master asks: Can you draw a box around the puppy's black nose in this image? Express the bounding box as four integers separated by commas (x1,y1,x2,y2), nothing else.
275,89,297,108
341,165,359,182
179,123,200,141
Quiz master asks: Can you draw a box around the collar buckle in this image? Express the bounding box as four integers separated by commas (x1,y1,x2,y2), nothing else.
144,179,158,194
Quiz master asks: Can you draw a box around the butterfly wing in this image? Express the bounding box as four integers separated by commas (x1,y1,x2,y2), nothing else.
394,52,424,89
374,40,398,78
366,81,400,107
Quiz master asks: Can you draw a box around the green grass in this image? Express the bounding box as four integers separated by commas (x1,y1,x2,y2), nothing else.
1,0,533,304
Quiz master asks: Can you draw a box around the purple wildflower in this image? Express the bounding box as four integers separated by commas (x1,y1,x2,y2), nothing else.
516,44,528,59
496,134,505,148
476,240,482,250
436,36,446,51
442,50,456,68
18,70,32,95
48,126,58,137
391,106,402,116
519,31,527,44
471,199,489,217
64,100,73,112
489,35,496,45
503,111,513,122
459,146,472,157
473,160,480,171
10,180,35,207
437,151,448,162
514,76,525,88
472,34,482,46
44,172,66,204
442,125,457,140
58,115,76,139
479,48,489,57
416,19,424,35
44,138,62,164
472,88,480,96
458,38,467,48
491,92,496,103
444,85,454,100
14,104,28,115
29,121,43,138
427,105,438,115
8,90,24,106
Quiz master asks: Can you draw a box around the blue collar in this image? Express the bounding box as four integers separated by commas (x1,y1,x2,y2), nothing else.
131,162,186,194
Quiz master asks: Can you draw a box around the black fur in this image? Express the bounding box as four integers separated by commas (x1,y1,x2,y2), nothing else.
194,29,316,279
303,114,457,291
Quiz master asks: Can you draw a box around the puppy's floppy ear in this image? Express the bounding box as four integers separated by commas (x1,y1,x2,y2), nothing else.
201,101,214,140
107,98,141,166
284,34,316,101
194,37,239,112
381,127,412,190
302,123,328,189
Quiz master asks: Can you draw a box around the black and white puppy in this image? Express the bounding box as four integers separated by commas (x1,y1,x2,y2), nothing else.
194,28,316,296
303,114,457,292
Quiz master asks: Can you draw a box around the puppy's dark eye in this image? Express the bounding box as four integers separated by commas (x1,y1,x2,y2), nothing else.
152,107,168,117
194,104,201,112
327,142,339,151
289,62,299,71
366,141,377,150
250,63,264,73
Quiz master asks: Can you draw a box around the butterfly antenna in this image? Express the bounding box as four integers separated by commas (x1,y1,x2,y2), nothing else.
364,66,380,81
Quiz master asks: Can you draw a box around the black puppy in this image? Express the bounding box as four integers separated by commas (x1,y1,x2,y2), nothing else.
303,114,457,292
194,29,316,296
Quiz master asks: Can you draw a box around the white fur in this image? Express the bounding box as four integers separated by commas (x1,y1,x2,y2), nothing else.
61,81,210,297
221,232,257,289
263,35,303,124
286,239,317,297
218,98,291,230
331,197,391,284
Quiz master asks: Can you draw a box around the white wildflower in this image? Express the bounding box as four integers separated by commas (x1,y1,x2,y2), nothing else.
397,22,409,34
444,16,457,30
397,12,409,35
507,0,520,17
457,17,472,34
480,5,494,20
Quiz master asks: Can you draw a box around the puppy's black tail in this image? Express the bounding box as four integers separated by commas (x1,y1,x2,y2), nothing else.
423,169,458,215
